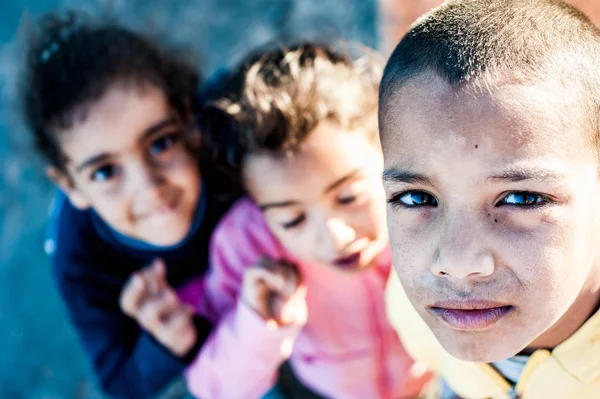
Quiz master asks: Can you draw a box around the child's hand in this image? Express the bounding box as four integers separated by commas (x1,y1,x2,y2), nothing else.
120,259,197,357
241,258,307,328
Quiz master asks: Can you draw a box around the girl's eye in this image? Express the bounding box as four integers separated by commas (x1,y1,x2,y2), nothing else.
498,192,548,207
337,181,367,205
338,195,357,205
150,133,180,156
282,214,305,229
388,191,438,208
91,164,119,182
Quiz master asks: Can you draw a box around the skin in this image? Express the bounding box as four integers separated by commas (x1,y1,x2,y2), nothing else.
120,259,197,356
380,72,600,362
49,83,201,247
241,260,308,330
243,120,389,273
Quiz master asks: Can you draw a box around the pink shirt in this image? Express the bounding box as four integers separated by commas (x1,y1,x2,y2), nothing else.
183,198,429,399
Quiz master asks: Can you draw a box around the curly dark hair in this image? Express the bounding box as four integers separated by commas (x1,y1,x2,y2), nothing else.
202,41,384,191
22,11,201,171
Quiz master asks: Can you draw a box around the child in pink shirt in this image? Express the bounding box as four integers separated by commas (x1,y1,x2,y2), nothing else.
182,43,430,399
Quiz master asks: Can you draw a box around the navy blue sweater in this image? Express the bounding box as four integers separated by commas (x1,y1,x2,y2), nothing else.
46,190,232,398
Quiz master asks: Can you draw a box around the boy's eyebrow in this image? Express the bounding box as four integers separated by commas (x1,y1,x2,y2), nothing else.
382,167,435,185
259,169,363,211
76,117,179,172
488,168,565,182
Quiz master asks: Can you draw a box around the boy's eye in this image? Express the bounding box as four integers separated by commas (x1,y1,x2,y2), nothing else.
388,191,438,208
282,214,306,229
91,164,119,182
149,133,180,156
497,192,548,207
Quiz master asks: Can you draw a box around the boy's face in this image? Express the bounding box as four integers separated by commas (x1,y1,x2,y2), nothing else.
381,73,600,362
243,121,389,272
52,84,201,247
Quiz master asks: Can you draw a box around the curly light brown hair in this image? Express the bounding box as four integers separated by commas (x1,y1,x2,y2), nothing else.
202,41,384,190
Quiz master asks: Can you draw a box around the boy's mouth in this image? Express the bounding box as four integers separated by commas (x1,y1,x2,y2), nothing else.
428,300,515,331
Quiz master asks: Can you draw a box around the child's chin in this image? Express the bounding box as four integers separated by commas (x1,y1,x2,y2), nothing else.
435,329,523,363
142,225,191,247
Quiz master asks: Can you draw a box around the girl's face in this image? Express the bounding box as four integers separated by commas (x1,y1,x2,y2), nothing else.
50,84,201,246
243,121,389,271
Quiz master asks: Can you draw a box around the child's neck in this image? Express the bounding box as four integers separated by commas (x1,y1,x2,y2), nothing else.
523,270,600,354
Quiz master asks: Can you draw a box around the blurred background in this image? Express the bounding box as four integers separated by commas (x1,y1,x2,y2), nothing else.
0,1,379,398
0,0,598,398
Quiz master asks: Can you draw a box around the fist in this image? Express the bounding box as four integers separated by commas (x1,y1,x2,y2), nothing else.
120,259,197,357
241,258,307,328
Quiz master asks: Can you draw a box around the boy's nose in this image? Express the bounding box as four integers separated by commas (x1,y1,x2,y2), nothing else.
431,212,495,279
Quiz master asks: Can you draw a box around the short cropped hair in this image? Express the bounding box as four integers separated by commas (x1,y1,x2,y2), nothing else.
380,0,600,146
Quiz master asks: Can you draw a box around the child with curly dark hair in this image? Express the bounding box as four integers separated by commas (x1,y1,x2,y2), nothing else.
20,11,234,398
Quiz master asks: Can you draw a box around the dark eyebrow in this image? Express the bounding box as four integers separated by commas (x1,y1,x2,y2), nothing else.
75,117,179,172
259,200,299,211
141,116,180,140
76,153,112,172
259,168,363,211
488,168,564,183
324,168,362,194
382,167,435,186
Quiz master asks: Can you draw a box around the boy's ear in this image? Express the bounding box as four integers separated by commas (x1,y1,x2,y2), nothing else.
46,166,91,210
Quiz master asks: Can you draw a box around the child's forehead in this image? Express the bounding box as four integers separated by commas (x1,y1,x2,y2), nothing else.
380,73,595,176
247,122,372,174
381,72,587,150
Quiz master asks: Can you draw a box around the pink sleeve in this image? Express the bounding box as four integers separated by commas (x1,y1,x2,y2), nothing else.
185,199,303,399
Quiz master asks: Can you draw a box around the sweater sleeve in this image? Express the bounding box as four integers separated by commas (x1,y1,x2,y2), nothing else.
185,199,303,399
54,262,213,399
47,191,214,399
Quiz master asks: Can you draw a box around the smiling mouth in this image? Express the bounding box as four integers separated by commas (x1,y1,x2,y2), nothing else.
429,300,515,331
139,196,180,222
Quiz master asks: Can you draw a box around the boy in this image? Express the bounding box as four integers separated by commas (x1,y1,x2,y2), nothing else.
381,0,600,398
